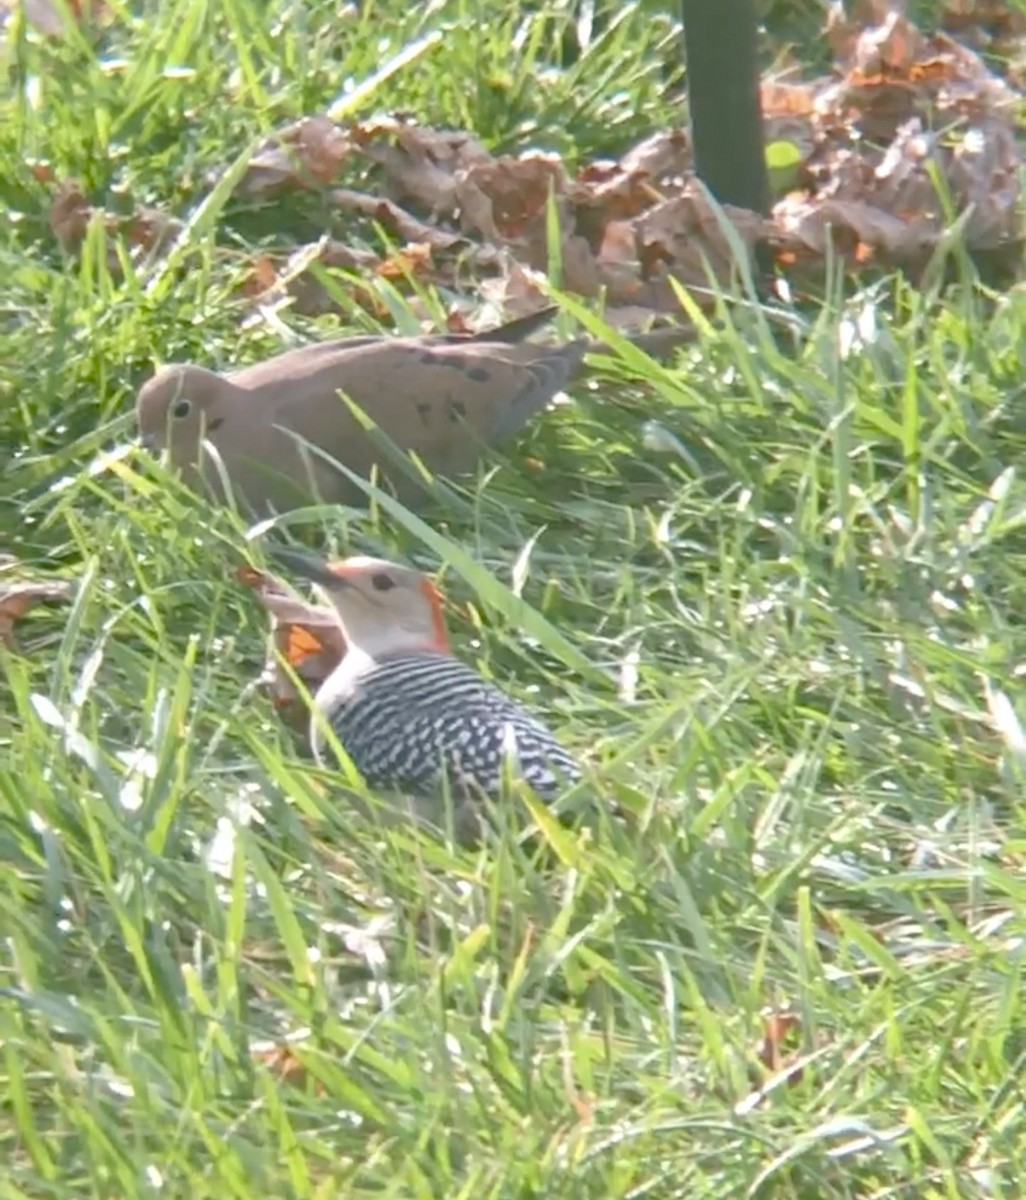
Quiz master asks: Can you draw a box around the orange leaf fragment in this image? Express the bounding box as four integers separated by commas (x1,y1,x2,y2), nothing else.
236,564,347,742
0,578,76,651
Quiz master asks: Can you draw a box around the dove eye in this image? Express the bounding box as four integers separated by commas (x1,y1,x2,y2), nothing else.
171,399,192,419
371,573,396,592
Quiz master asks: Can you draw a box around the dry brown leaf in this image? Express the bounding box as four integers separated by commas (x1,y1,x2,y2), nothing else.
756,1009,804,1083
456,154,569,243
441,308,475,335
618,127,692,186
47,179,131,273
852,8,923,75
237,565,346,742
127,206,184,255
761,80,818,118
443,290,531,336
571,166,665,257
597,219,636,265
634,185,768,290
946,118,1022,249
0,578,76,651
566,234,619,298
238,116,350,199
355,120,491,216
300,240,379,273
329,188,466,250
774,194,936,262
943,0,1026,41
824,0,859,60
250,1041,324,1093
27,159,55,184
288,273,389,320
375,242,435,281
595,304,661,333
922,34,1016,118
854,0,900,17
477,261,554,320
49,180,94,253
239,253,282,300
570,131,691,246
245,240,381,317
832,116,939,232
568,1091,594,1125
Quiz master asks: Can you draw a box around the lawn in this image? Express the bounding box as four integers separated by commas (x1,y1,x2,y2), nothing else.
3,0,1026,1197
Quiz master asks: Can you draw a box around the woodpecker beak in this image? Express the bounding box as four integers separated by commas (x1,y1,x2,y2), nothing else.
270,546,350,589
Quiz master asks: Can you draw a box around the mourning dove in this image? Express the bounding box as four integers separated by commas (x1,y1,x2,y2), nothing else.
135,310,695,513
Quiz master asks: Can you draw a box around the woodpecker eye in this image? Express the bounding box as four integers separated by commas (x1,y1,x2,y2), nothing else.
371,573,396,592
171,399,192,419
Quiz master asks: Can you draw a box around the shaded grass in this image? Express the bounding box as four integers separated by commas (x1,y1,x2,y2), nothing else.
4,0,1026,1197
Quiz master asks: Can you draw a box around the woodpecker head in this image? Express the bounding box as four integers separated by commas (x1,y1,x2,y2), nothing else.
272,549,450,659
136,365,228,467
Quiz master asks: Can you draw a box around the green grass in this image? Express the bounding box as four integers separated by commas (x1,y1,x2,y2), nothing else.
4,0,1026,1196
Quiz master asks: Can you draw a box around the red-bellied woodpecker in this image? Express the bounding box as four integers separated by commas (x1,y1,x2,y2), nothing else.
272,548,580,820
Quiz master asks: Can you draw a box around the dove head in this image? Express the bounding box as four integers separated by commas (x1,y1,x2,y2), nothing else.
136,365,230,468
273,550,450,660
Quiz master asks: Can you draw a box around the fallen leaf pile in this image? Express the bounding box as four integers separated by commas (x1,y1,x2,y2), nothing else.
48,178,184,268
40,0,1025,325
769,0,1022,272
940,0,1026,52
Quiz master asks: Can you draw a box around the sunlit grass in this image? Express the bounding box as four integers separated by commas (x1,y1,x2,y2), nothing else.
3,0,1026,1196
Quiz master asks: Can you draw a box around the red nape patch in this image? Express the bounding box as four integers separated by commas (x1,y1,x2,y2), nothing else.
419,577,450,651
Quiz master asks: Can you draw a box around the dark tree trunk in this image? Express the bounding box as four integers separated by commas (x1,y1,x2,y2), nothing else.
681,0,770,216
